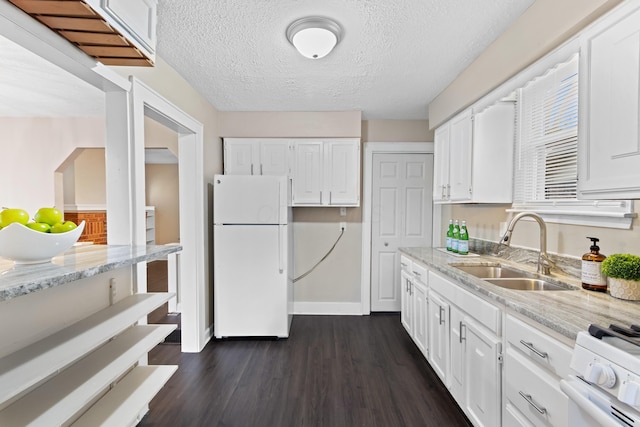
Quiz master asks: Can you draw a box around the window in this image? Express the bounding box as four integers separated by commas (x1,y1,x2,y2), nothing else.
512,54,634,229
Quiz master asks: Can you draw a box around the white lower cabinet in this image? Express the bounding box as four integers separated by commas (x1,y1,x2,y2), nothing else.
504,314,571,427
428,290,450,386
400,257,428,358
399,254,575,427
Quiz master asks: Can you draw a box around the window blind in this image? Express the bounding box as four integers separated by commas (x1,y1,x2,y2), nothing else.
514,55,579,204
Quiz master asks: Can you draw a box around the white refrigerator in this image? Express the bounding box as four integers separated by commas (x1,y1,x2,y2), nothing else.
213,174,293,338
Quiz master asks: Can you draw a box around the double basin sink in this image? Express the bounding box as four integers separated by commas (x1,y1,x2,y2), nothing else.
451,264,576,291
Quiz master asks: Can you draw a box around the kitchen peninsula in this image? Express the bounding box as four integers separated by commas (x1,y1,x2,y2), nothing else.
0,243,182,426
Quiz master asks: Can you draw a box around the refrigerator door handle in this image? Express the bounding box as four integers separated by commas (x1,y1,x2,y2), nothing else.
278,224,285,273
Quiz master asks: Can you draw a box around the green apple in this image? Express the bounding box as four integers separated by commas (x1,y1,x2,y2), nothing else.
34,207,63,226
0,208,30,228
51,221,77,234
26,222,51,233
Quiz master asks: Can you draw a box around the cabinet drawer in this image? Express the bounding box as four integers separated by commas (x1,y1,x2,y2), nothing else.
506,348,568,427
506,315,572,379
411,262,427,285
429,271,500,335
400,255,412,273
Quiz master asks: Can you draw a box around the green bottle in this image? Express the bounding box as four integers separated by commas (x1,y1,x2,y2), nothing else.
446,219,454,251
452,220,460,253
458,220,469,255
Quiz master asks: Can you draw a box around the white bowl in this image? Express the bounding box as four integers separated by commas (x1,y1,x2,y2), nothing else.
0,221,85,264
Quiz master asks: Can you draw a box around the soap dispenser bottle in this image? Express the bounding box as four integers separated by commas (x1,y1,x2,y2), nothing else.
581,237,607,292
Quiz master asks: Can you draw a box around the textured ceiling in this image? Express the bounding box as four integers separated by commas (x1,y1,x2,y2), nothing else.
157,0,534,120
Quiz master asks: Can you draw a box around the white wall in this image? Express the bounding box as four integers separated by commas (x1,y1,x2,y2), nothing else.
0,117,104,216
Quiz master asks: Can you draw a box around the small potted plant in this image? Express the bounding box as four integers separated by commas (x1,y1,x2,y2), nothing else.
601,253,640,301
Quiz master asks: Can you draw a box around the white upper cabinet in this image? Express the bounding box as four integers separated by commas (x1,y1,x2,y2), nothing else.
223,138,290,176
578,2,640,199
448,109,473,202
433,124,451,202
292,139,360,207
292,141,323,204
85,0,157,60
324,140,360,206
433,103,514,204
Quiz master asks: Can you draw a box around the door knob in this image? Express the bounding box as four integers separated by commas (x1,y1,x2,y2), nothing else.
384,242,389,247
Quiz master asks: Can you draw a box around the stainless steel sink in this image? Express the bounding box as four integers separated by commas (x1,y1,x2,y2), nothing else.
451,263,576,291
453,264,523,279
484,278,573,291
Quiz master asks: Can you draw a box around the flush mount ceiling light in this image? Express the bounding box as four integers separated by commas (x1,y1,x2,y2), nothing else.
286,16,342,59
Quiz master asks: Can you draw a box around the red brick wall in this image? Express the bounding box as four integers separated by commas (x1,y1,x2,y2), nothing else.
65,211,107,244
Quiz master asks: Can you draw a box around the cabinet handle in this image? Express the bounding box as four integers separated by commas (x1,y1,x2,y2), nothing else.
251,164,254,175
518,391,547,415
459,322,466,343
320,190,323,204
412,270,421,276
329,191,332,204
446,184,451,199
441,185,446,199
439,306,445,325
401,262,408,267
519,340,548,359
260,164,263,175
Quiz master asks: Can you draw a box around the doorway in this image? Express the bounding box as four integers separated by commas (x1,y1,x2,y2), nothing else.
361,143,435,314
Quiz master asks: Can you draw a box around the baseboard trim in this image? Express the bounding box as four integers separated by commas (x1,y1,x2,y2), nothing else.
293,302,362,315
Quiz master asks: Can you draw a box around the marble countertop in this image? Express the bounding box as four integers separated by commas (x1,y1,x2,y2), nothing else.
0,244,182,302
400,247,640,342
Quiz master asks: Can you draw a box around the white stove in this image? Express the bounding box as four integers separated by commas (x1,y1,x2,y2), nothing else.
561,324,640,427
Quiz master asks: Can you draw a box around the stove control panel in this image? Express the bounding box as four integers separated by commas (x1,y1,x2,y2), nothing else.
620,379,640,407
585,361,617,388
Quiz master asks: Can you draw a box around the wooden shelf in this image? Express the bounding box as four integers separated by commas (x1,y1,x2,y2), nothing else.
72,365,177,426
0,324,175,425
0,293,172,406
7,0,154,66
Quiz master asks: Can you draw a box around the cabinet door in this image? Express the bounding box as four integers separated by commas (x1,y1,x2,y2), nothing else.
325,140,360,205
579,4,640,199
292,142,323,205
433,124,450,202
94,0,157,54
448,110,473,202
471,101,515,203
449,306,465,405
260,140,290,176
400,271,413,336
412,280,428,357
464,318,502,427
224,140,257,175
428,291,450,386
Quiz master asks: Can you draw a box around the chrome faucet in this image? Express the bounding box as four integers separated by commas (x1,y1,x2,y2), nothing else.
500,212,555,275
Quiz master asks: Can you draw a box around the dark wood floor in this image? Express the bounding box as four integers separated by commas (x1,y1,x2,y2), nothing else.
139,314,471,427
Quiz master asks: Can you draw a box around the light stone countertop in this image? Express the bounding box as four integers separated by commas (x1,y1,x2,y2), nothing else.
0,244,182,302
400,247,640,342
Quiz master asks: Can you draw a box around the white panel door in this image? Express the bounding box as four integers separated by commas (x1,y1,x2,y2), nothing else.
370,153,433,311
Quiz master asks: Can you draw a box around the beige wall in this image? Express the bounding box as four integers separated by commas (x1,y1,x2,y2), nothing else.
219,111,362,137
362,119,434,142
428,0,622,128
446,203,640,260
72,148,106,205
145,164,180,244
0,117,104,215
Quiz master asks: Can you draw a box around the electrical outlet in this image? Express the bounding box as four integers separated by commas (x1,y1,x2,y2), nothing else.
109,278,116,305
339,207,347,217
340,222,346,231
